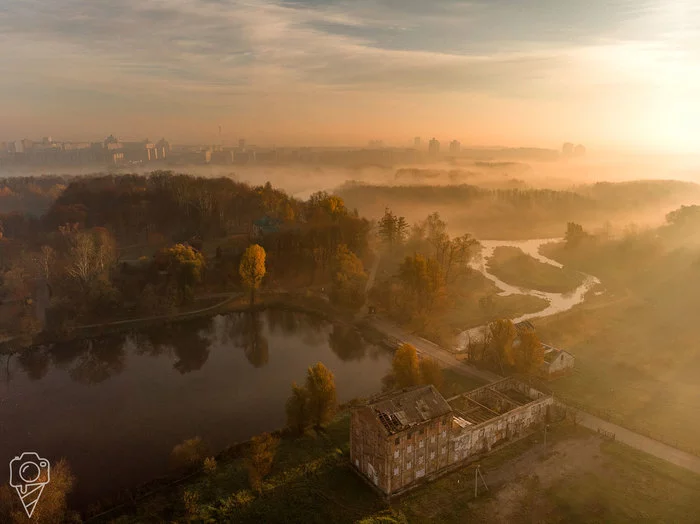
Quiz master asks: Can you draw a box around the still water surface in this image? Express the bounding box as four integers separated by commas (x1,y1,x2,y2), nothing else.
0,310,392,505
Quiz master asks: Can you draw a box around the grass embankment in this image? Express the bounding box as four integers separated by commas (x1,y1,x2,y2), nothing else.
105,415,384,523
487,246,585,293
107,416,700,523
535,241,700,455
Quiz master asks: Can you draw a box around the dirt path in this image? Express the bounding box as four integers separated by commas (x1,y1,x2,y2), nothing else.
365,253,381,295
575,410,700,475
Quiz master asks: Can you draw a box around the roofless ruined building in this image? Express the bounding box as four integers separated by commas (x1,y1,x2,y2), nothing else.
350,378,553,496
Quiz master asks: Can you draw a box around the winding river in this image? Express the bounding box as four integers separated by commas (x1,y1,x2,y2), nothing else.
456,238,601,350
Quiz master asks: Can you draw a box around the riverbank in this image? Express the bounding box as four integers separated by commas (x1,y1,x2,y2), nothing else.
0,289,378,356
487,246,585,293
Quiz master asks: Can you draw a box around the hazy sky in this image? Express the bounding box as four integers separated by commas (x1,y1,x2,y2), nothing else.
0,0,698,151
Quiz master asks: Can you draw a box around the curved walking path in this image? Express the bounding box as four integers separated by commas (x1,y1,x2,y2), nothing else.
75,292,241,330
369,317,499,384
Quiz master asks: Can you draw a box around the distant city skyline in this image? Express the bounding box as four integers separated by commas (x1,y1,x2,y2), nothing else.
1,0,698,154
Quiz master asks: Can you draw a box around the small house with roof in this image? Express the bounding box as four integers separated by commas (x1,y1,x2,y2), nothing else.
540,344,575,377
514,320,575,378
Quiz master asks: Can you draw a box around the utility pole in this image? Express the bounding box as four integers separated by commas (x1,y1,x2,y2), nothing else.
474,464,488,498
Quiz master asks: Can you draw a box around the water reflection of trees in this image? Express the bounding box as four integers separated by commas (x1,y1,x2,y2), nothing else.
3,310,382,386
214,312,270,368
242,312,269,368
69,337,126,385
137,318,212,374
328,325,366,361
265,308,327,346
42,336,128,385
17,345,51,380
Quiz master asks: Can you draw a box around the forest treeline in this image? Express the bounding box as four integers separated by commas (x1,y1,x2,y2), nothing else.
338,179,700,238
0,172,371,345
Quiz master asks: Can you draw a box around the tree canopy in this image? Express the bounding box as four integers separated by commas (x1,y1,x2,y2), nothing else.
392,343,421,389
305,362,337,427
239,244,266,305
246,432,280,493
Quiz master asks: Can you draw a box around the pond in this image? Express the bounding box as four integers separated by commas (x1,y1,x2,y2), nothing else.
0,310,393,507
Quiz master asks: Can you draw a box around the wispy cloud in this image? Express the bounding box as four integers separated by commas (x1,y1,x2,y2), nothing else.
0,0,698,148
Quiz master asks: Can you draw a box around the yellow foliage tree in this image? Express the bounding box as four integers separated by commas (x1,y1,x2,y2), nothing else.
239,244,266,306
305,362,337,427
515,329,545,373
392,343,421,388
419,358,443,391
246,432,280,493
488,319,517,371
0,458,75,523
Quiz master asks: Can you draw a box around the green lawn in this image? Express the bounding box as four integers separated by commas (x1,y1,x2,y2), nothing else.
487,246,585,293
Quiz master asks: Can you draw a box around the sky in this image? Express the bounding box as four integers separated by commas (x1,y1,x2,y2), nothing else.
0,0,698,151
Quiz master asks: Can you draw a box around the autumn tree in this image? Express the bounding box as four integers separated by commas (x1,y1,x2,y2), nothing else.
330,244,367,310
246,432,280,493
157,243,205,304
487,319,517,371
392,343,421,388
378,208,408,249
34,245,56,287
307,191,348,222
170,437,209,471
411,213,478,283
564,222,587,248
305,362,337,427
0,458,76,524
514,329,545,373
398,254,446,319
64,228,116,291
285,382,310,434
239,244,266,306
419,358,443,390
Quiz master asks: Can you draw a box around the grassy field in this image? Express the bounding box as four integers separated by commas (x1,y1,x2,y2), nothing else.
542,440,700,523
487,246,585,293
106,416,700,523
533,242,700,454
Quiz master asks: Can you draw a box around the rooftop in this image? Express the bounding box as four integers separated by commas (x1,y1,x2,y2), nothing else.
447,377,550,427
542,343,572,363
369,385,452,435
514,320,535,333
